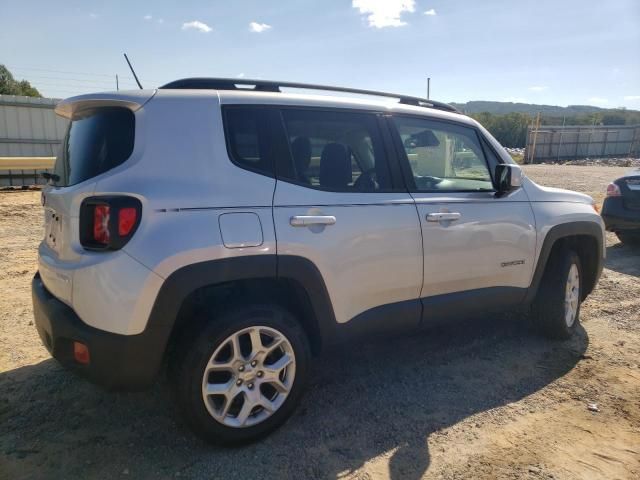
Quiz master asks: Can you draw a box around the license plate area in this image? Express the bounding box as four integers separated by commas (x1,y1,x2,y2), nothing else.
45,208,63,251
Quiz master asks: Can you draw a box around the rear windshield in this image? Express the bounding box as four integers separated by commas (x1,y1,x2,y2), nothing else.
53,107,135,186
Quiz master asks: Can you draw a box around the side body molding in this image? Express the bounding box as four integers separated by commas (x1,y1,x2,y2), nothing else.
524,221,604,303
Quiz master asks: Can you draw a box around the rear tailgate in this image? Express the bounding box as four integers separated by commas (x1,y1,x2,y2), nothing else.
39,90,155,303
620,173,640,211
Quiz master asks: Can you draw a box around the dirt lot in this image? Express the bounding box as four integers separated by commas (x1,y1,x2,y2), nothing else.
1,165,639,480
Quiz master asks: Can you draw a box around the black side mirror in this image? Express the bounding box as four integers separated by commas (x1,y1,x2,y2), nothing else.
495,164,523,195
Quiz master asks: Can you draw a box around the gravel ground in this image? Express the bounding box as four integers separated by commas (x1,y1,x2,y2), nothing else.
1,165,639,480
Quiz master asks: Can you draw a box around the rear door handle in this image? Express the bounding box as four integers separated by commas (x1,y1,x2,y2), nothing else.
426,212,461,222
290,215,337,227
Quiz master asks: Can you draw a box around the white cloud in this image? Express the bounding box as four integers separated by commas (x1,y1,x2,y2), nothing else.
89,13,98,19
249,21,272,33
157,18,164,24
143,14,152,21
237,73,245,78
182,20,212,33
588,97,608,104
424,8,436,16
623,95,640,101
528,86,547,92
352,0,415,28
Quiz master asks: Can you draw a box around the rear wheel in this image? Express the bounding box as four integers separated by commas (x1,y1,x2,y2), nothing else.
616,231,640,246
531,249,582,339
171,304,310,445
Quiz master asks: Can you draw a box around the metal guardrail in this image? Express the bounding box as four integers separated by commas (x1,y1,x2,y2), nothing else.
0,157,55,186
0,157,56,169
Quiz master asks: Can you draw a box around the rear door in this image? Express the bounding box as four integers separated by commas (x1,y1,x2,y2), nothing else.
388,115,536,322
271,107,424,330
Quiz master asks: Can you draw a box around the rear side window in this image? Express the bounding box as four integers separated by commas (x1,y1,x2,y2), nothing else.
224,108,274,177
279,109,392,192
54,107,134,187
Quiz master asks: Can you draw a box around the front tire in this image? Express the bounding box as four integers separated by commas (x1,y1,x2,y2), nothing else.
171,304,310,445
531,249,582,339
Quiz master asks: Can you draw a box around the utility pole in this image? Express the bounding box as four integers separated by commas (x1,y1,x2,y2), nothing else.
528,112,541,164
116,74,119,91
427,77,430,100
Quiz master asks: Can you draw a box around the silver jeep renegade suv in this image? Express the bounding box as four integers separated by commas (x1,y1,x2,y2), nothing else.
32,78,605,444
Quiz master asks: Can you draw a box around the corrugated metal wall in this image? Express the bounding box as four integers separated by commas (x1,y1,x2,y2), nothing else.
525,124,640,163
0,95,68,156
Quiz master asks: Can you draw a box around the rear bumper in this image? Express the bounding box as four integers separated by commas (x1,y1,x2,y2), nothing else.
32,272,166,390
601,197,640,232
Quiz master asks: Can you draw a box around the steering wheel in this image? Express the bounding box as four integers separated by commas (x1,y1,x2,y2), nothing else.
415,175,443,189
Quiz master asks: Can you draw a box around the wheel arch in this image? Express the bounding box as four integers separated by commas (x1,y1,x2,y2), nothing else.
147,255,336,373
526,221,604,303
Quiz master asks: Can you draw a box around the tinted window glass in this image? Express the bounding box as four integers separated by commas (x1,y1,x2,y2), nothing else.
54,107,134,186
224,108,274,176
393,116,494,192
280,109,392,192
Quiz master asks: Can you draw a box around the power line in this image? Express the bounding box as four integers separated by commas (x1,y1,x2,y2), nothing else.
7,65,162,84
14,74,140,87
7,65,134,80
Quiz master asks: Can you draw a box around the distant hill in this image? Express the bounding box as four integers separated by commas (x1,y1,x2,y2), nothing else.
449,101,638,116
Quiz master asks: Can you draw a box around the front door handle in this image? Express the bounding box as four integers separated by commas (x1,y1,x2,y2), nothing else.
290,215,337,227
426,212,461,222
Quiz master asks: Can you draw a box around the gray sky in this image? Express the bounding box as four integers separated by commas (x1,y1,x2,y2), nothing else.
2,0,639,108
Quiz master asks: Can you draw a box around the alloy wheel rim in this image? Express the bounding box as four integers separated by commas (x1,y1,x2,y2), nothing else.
201,325,296,428
564,263,580,327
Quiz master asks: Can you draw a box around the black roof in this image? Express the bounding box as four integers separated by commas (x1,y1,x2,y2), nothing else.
160,77,461,114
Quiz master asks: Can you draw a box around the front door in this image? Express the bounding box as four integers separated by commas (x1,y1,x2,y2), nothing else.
389,115,536,322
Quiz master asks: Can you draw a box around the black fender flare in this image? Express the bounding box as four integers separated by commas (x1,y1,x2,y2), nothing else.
141,254,336,380
524,221,604,303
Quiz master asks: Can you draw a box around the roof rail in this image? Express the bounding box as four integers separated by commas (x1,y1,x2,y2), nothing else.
159,78,461,114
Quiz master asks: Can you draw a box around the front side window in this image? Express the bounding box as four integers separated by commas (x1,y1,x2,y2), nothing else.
280,109,392,192
393,116,494,192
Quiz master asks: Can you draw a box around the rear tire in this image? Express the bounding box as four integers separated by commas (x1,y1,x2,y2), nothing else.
170,304,310,445
531,249,582,340
616,231,640,247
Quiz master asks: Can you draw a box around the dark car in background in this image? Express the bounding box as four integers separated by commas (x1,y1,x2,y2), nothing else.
602,168,640,246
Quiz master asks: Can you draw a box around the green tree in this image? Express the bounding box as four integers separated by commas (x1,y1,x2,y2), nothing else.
0,65,42,97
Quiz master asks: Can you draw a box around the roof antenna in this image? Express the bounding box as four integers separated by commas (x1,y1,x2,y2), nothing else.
123,53,143,89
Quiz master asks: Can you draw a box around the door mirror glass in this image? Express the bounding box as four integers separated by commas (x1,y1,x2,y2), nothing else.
495,164,523,194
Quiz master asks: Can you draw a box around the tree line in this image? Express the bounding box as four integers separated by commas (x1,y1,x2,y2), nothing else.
0,65,42,97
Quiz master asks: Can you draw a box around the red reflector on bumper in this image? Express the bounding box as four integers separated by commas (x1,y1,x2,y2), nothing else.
73,341,90,365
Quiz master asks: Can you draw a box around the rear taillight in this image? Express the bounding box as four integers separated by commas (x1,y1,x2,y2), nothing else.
606,183,621,197
93,205,111,244
118,207,138,236
80,197,142,250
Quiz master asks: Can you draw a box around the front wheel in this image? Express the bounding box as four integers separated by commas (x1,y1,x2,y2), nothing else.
531,249,582,339
171,305,310,445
